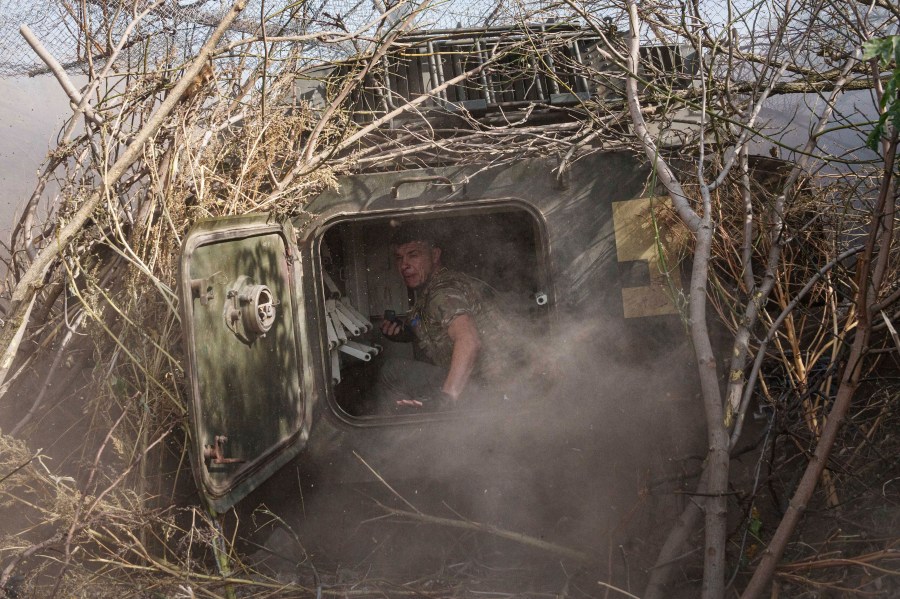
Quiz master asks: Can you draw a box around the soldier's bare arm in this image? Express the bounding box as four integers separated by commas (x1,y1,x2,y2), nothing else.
441,314,481,400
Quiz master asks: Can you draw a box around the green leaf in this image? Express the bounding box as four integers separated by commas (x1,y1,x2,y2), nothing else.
863,36,900,151
863,35,900,65
749,516,762,536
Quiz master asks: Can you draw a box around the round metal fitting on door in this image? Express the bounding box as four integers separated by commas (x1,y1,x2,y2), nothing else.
240,284,276,336
223,275,279,342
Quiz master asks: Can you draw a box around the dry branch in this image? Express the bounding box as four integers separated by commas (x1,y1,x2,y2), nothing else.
376,503,592,563
740,128,899,599
0,0,250,391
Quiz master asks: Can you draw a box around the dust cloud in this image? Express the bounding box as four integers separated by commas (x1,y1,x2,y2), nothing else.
0,202,708,594
242,223,707,594
0,74,82,246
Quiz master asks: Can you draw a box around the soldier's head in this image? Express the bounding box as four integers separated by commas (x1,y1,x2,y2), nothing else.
390,223,442,290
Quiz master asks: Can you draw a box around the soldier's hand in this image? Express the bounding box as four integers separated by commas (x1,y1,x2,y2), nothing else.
380,319,403,338
395,391,455,412
395,398,424,408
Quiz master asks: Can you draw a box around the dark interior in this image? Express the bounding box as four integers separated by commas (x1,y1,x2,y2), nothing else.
320,207,550,418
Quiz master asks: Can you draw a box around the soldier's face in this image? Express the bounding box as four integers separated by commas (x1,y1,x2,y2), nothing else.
394,241,441,290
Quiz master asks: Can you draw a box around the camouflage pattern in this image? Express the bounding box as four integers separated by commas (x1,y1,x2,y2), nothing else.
409,268,516,382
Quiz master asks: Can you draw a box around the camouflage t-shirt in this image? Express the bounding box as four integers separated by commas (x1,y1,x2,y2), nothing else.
409,268,515,382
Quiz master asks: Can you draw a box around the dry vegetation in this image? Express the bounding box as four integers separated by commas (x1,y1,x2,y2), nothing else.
0,0,898,597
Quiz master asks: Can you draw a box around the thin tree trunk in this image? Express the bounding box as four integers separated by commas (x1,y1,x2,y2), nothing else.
644,471,708,599
623,2,729,595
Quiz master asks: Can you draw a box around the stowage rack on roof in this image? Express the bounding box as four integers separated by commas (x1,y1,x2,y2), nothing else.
295,23,700,127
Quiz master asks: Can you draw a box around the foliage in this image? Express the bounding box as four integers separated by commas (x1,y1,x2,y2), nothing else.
0,0,898,597
863,35,900,151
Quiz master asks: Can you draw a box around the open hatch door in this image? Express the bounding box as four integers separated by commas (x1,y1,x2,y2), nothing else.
180,216,310,513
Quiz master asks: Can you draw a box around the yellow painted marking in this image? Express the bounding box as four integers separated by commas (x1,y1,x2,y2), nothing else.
612,197,682,318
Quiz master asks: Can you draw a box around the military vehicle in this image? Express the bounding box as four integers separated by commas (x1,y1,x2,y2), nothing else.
178,25,710,521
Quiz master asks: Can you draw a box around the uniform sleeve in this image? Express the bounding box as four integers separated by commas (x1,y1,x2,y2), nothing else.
427,286,476,329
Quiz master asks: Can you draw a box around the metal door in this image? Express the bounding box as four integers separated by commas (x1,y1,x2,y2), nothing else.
179,216,310,513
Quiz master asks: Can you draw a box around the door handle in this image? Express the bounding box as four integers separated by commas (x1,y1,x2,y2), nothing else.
203,436,246,465
390,176,455,199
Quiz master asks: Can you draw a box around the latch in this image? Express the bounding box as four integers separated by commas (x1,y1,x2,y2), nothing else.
189,271,226,306
190,278,215,306
203,436,246,465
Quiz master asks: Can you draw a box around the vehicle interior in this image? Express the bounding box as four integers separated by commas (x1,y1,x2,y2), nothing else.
317,205,551,418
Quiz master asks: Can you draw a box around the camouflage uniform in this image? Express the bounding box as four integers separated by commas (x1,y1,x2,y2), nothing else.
409,267,512,383
375,267,517,408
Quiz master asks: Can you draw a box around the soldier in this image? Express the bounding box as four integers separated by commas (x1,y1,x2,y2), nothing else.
377,223,512,411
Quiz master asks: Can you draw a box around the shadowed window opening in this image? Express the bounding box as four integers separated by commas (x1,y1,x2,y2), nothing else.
318,206,551,419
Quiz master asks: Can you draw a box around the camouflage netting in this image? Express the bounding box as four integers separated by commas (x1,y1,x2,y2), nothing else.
0,0,897,596
0,0,760,78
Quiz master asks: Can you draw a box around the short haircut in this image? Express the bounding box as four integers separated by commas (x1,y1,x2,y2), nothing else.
389,222,440,249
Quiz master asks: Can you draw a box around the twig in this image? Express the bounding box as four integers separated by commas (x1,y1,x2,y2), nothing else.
882,311,900,354
729,244,865,448
10,310,85,436
597,581,641,599
352,450,421,515
0,294,37,392
375,503,592,562
0,0,250,393
19,25,104,127
0,449,42,486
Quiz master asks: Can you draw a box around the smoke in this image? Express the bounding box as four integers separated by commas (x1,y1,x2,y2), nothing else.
0,196,708,594
245,297,706,591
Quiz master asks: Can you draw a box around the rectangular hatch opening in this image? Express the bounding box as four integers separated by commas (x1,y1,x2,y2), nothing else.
317,205,551,419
